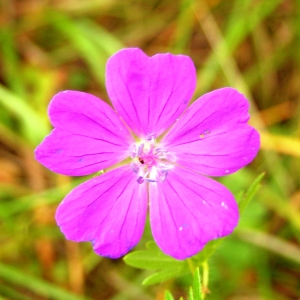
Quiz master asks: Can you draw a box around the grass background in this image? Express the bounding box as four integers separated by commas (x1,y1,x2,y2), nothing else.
0,0,300,299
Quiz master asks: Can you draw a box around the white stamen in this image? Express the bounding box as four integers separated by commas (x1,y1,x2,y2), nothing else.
129,137,176,184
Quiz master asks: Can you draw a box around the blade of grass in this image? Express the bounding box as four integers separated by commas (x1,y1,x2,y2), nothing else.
193,0,283,95
0,84,49,144
0,177,85,218
47,12,123,87
238,172,265,213
0,263,91,300
76,19,124,55
235,228,300,265
260,132,300,157
54,0,116,14
47,12,105,85
259,187,300,233
171,0,195,53
0,284,33,300
0,28,26,97
193,0,294,199
164,290,175,300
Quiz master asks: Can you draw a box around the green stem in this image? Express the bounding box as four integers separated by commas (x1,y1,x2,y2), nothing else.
202,261,209,298
187,258,196,274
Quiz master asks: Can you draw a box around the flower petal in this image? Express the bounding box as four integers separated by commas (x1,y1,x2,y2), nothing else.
106,48,196,138
49,90,132,143
35,129,129,176
149,167,239,259
162,88,260,176
56,166,148,258
35,91,133,176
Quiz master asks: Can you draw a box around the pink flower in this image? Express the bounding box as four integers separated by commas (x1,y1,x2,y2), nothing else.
35,48,260,259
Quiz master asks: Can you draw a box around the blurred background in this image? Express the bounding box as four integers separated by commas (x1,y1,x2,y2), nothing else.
0,0,300,299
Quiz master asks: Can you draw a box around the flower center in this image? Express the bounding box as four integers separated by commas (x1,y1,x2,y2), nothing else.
129,134,176,184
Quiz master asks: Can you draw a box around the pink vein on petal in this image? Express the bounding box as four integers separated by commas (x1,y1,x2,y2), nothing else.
35,90,133,176
56,166,148,259
162,88,260,176
106,48,196,137
149,167,239,259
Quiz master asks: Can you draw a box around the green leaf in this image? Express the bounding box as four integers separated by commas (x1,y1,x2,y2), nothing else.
124,241,189,285
187,268,203,300
188,287,194,300
191,268,203,300
164,267,203,300
125,248,185,270
238,172,265,213
190,239,221,267
164,290,175,300
146,240,161,251
143,267,187,286
124,175,264,286
124,241,185,270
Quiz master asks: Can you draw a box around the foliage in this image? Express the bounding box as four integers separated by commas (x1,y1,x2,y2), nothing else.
164,267,203,300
